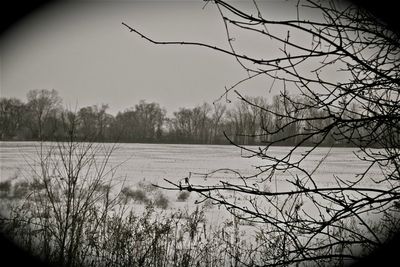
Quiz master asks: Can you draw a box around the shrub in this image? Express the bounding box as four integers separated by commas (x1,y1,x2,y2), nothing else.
154,192,169,209
0,180,12,197
30,178,46,191
177,191,190,202
12,181,30,199
121,186,149,204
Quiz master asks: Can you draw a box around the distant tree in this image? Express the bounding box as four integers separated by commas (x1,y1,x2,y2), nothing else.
168,107,195,143
190,103,212,143
111,100,166,142
0,98,26,140
134,100,166,141
225,101,250,145
225,96,268,145
113,109,138,142
77,106,98,139
124,0,400,265
26,89,62,140
77,104,112,141
168,103,212,143
209,102,227,143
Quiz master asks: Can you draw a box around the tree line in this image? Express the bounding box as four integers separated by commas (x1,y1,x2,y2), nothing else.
1,88,375,146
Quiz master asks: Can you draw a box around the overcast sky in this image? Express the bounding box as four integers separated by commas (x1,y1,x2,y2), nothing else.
0,0,307,115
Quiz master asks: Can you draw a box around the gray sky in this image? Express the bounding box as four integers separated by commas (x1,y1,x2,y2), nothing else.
0,0,301,115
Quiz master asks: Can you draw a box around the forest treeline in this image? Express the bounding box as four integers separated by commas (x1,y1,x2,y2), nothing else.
0,89,363,146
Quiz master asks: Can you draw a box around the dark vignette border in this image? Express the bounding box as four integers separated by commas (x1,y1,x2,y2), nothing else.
0,1,399,266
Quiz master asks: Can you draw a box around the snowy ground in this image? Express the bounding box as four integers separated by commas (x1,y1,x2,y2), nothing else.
0,141,385,226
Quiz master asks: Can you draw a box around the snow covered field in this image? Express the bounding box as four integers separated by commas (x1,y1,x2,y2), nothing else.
0,141,392,265
1,141,384,219
0,141,382,186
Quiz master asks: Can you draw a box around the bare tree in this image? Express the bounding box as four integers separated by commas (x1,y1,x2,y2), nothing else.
210,102,227,143
134,100,166,141
77,104,112,141
0,98,25,140
26,89,62,141
123,0,400,265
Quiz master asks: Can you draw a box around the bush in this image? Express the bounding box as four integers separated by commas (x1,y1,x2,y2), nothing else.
121,186,149,204
12,181,30,199
29,179,46,191
154,192,169,209
0,180,12,197
177,191,190,202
